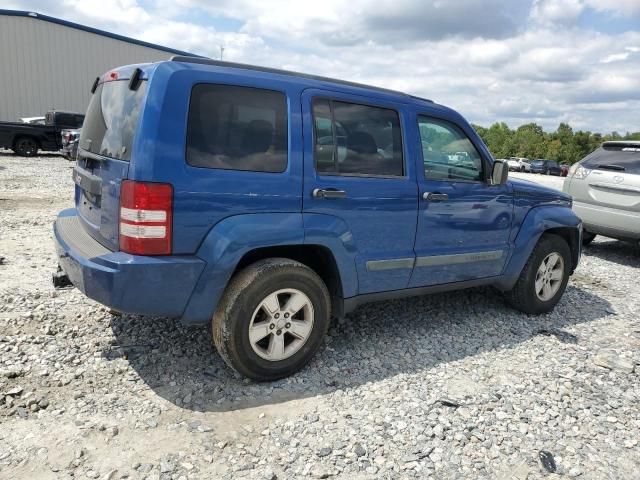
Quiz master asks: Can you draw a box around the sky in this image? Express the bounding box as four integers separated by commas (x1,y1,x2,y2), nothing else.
6,0,640,133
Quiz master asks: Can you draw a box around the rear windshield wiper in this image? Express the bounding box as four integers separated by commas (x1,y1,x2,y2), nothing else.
596,164,625,171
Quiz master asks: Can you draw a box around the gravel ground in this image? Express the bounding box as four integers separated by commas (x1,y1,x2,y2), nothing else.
1,151,639,480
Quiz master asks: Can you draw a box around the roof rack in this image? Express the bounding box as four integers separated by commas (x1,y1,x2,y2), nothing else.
170,56,433,102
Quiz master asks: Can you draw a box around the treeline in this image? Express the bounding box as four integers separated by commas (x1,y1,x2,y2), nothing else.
472,122,640,165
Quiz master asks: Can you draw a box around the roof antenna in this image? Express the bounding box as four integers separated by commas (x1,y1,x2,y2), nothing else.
220,45,225,61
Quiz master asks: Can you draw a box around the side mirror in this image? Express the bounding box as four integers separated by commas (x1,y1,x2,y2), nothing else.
491,160,509,185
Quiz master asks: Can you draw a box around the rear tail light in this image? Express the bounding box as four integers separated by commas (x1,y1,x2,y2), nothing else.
105,71,119,82
570,164,591,180
119,180,173,255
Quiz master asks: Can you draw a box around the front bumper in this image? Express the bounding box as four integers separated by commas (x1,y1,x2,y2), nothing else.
54,209,205,318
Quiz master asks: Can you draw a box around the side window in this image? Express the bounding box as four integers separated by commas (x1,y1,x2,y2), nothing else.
313,99,334,172
418,116,484,182
57,113,73,126
186,84,288,173
312,98,403,177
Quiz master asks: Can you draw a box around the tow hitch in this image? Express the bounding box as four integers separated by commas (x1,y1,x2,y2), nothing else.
52,265,72,289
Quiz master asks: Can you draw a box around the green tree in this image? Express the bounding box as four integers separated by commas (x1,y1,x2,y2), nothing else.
472,121,632,165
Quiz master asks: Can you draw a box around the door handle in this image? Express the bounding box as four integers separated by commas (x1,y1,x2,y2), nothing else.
312,188,347,199
423,192,449,201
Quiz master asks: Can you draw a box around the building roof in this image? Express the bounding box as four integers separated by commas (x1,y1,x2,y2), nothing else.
0,9,200,57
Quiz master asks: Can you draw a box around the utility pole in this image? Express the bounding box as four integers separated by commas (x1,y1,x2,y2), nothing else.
220,46,225,61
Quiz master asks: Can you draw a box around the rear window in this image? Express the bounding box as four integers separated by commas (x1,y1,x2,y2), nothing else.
79,80,147,161
581,146,640,175
186,84,288,173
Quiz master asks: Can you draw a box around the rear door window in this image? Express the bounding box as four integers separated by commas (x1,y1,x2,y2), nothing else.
79,80,147,161
312,98,404,177
582,146,640,175
186,84,288,173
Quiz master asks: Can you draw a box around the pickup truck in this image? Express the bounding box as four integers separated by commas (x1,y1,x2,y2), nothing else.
54,59,583,381
0,110,84,156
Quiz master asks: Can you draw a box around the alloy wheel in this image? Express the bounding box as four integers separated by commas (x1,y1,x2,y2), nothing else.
248,288,314,361
535,252,564,301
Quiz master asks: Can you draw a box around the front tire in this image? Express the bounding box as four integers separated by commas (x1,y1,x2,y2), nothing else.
212,258,331,381
505,234,571,314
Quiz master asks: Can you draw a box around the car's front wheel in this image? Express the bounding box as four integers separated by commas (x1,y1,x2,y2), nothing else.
212,258,331,381
506,234,571,314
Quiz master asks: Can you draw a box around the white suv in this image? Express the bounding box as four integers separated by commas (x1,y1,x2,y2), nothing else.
563,141,640,245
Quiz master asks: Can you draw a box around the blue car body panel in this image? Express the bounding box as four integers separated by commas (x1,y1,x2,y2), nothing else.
301,88,419,294
54,59,582,325
182,213,305,324
496,204,581,290
55,208,204,318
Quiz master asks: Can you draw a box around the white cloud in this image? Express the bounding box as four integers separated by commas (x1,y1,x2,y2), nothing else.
61,0,151,26
584,0,640,16
601,52,630,63
530,0,584,24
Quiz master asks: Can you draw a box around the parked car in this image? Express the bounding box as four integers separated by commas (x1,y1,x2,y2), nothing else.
61,128,81,160
559,163,570,177
563,141,640,245
507,157,530,172
0,110,84,156
506,158,523,171
54,58,582,380
530,159,562,175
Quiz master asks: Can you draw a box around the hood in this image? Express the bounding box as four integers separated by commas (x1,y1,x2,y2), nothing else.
509,178,572,207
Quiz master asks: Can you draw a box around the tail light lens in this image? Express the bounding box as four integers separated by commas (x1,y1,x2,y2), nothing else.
570,164,591,180
119,180,172,255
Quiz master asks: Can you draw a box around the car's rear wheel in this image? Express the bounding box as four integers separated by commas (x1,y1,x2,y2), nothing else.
520,166,525,172
505,234,571,314
582,231,596,246
212,258,331,381
13,137,39,157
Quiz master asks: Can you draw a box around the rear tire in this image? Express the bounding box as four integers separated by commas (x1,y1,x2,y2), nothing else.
505,234,571,314
582,231,596,246
212,258,331,381
13,137,39,157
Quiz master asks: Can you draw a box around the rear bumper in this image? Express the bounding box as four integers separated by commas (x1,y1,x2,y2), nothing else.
573,201,640,240
54,209,206,318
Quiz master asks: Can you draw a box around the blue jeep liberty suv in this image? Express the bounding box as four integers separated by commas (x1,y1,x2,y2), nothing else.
54,57,582,380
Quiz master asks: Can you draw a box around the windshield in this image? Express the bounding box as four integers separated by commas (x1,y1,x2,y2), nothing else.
79,80,147,161
581,147,640,175
532,160,545,165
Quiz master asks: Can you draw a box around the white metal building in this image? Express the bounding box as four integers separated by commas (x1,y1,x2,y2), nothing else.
0,10,197,122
